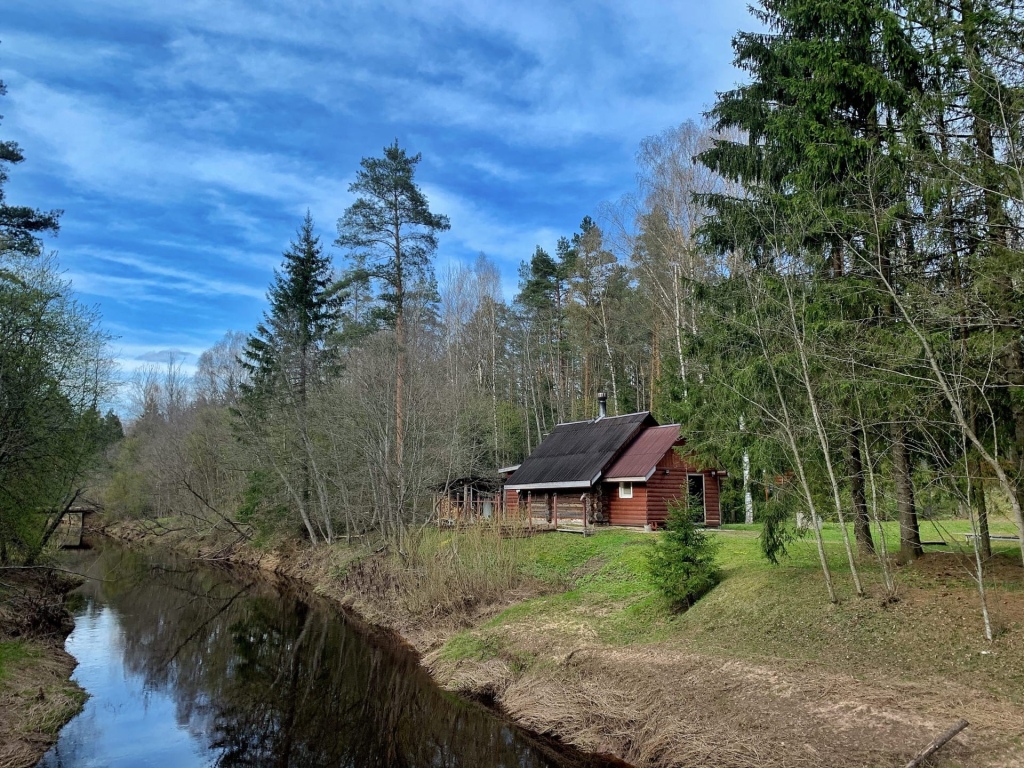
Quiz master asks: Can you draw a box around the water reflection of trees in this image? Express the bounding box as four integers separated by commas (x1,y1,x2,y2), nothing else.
72,544,585,768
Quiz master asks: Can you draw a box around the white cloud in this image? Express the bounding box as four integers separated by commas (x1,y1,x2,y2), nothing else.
4,76,349,209
88,250,266,298
422,182,563,268
4,0,758,361
19,0,752,148
65,262,264,312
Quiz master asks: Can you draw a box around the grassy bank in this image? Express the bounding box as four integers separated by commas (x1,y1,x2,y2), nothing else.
0,573,86,768
437,520,1024,694
105,517,1024,768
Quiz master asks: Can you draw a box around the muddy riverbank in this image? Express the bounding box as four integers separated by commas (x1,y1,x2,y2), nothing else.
0,570,86,768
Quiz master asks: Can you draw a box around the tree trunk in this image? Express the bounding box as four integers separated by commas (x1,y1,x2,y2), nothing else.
395,307,405,470
849,424,874,554
26,491,81,566
741,415,754,525
964,399,991,559
891,420,922,562
650,318,660,411
789,285,863,596
756,306,837,603
673,263,686,384
600,302,619,414
858,414,896,596
970,461,992,560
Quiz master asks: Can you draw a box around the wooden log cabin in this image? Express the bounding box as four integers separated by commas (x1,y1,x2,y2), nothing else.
502,394,723,529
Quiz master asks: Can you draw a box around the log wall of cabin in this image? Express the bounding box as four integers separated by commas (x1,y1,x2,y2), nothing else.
605,483,649,526
647,448,722,528
553,493,585,521
605,444,722,528
701,472,721,527
528,493,547,520
645,446,689,526
504,487,520,518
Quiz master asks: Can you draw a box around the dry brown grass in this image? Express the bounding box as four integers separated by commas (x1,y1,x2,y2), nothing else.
336,527,547,633
0,567,86,768
0,641,85,768
435,644,1023,768
104,518,549,651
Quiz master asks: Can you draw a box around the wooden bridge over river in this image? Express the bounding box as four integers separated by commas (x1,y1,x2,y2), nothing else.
52,505,100,548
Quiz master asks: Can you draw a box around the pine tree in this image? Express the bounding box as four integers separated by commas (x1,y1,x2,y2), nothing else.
335,141,449,467
0,79,61,255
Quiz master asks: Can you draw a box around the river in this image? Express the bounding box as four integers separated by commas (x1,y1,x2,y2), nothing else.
39,539,616,768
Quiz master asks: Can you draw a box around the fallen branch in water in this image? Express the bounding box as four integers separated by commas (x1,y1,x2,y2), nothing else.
904,719,969,768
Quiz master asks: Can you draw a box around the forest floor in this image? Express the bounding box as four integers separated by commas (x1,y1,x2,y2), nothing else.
0,570,86,768
103,517,1024,768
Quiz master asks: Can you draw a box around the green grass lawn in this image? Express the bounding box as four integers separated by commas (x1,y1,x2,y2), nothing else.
439,517,1024,703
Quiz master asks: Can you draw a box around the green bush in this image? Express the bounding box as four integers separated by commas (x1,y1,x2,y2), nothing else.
645,501,722,610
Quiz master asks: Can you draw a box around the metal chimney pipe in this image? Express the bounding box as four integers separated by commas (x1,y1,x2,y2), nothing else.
597,392,607,419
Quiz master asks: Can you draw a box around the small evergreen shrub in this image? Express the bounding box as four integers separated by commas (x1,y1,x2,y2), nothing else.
645,501,722,610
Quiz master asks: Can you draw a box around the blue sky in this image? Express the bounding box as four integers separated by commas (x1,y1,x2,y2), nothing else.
2,0,753,381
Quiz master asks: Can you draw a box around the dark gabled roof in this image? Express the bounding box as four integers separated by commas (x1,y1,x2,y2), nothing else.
505,412,657,490
605,424,681,481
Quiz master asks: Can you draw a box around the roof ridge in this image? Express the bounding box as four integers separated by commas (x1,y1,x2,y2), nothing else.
554,410,651,427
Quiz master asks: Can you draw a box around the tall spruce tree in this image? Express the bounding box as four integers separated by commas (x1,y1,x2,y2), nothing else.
242,212,340,404
696,0,928,563
904,0,1024,561
240,213,340,543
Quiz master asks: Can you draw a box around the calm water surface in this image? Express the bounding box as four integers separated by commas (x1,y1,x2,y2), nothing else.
40,540,610,768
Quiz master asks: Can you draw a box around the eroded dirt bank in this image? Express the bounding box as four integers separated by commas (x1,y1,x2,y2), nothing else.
0,571,85,768
431,644,1023,768
100,520,1024,768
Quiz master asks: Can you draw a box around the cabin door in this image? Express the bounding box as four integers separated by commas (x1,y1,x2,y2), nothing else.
686,474,706,525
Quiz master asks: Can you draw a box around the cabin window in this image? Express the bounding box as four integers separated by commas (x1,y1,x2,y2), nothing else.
618,482,633,499
687,474,705,524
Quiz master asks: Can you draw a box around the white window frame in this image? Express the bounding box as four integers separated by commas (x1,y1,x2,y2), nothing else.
618,481,633,499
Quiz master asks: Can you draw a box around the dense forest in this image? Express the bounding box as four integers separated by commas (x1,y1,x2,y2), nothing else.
3,0,1022,600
